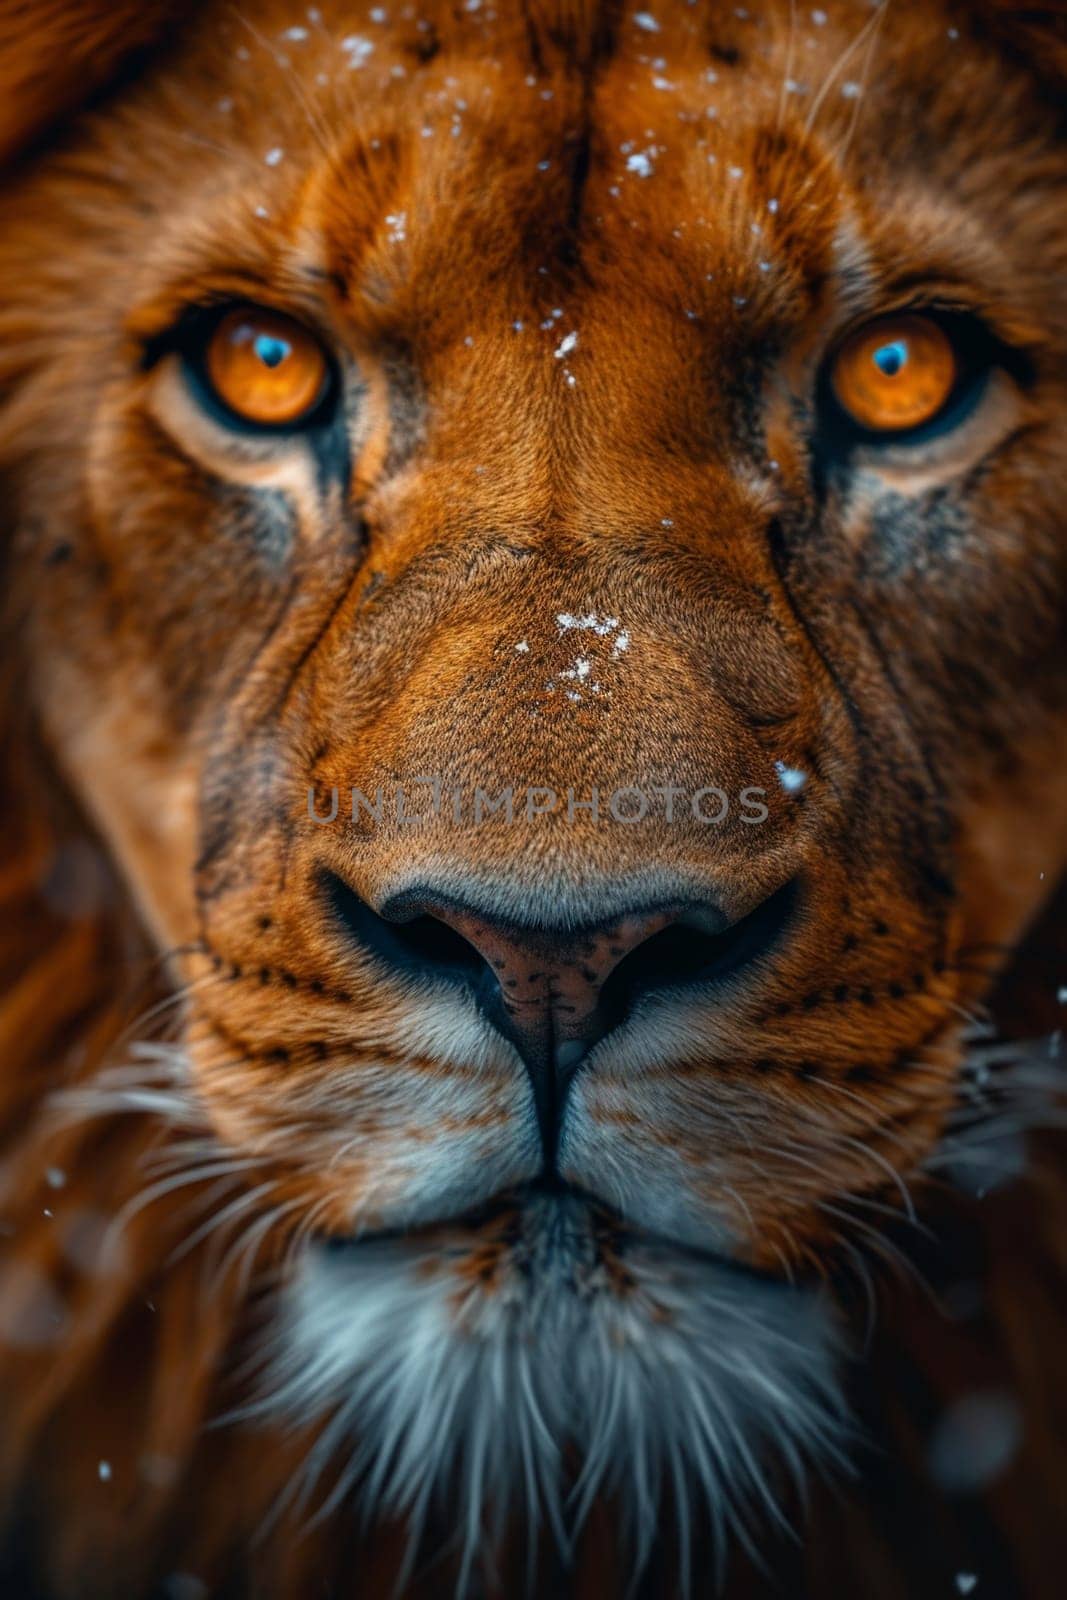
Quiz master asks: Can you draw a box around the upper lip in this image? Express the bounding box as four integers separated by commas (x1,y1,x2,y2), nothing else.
321,865,800,1168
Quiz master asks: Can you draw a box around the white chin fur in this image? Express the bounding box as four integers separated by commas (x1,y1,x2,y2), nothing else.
250,1192,846,1590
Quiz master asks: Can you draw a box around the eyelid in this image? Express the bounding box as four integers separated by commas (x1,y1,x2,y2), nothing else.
833,297,1033,386
139,297,337,374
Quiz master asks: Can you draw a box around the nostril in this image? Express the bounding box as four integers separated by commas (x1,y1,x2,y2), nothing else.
324,869,797,1011
598,877,798,1026
322,872,490,985
381,913,486,977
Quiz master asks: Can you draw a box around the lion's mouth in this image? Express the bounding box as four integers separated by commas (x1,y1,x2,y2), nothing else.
318,1176,769,1299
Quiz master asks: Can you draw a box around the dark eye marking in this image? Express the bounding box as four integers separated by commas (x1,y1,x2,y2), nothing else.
244,487,297,565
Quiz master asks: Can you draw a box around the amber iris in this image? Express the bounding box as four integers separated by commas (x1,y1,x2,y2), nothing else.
205,307,329,426
830,314,957,434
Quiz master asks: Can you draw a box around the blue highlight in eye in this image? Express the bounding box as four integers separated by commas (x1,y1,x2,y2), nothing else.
873,339,908,377
254,334,291,369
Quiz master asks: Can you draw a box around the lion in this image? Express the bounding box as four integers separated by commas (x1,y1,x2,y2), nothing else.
0,1,1065,1595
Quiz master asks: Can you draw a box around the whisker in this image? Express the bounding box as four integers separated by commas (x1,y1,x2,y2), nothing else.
804,0,890,138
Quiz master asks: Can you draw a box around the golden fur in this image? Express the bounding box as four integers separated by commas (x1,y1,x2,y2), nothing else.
1,2,1066,1595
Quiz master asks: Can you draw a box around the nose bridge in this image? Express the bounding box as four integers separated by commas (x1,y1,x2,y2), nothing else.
346,562,756,787
313,540,809,944
405,284,718,559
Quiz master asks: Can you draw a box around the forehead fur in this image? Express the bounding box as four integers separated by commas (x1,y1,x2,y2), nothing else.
3,0,1062,501
4,3,1062,382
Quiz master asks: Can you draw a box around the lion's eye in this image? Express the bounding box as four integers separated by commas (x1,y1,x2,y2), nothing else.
829,314,958,435
202,307,330,428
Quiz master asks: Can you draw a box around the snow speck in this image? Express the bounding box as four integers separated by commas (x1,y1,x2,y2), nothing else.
554,330,578,359
557,612,618,635
45,1167,67,1189
947,26,960,40
652,76,675,91
515,640,530,653
776,761,808,794
727,164,744,181
626,147,657,178
1057,985,1067,1004
955,1578,978,1597
342,35,374,67
840,80,862,98
281,25,309,42
264,147,284,167
216,96,234,114
634,12,660,31
767,197,780,214
811,8,827,24
551,614,630,665
385,211,407,243
254,206,270,220
98,1461,112,1482
661,517,674,527
369,5,389,20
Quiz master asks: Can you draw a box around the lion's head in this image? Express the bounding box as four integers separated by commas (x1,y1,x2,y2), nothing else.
1,1,1066,1594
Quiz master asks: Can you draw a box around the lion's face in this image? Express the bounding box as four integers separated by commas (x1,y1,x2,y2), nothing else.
3,0,1067,1558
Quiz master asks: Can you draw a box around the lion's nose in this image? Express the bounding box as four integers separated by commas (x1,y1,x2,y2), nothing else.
324,872,796,1156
